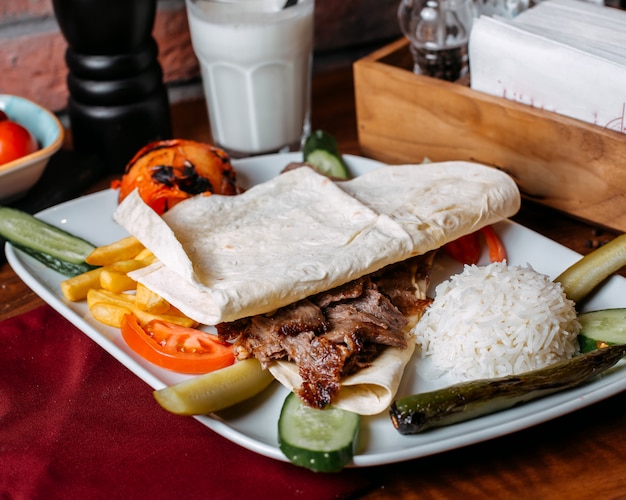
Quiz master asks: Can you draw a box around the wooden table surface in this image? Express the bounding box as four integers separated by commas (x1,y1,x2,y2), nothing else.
2,65,626,498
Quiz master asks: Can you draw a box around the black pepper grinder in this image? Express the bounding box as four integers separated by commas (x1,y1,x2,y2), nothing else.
52,0,172,173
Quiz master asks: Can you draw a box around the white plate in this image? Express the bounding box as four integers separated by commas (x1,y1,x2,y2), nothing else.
6,153,626,467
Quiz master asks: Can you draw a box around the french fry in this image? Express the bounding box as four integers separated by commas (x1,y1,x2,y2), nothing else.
106,259,151,273
134,247,155,262
134,308,198,328
99,259,150,294
62,258,149,300
135,282,171,314
61,267,104,302
76,238,199,333
99,271,137,293
85,236,145,266
87,288,135,310
89,302,132,328
87,288,197,328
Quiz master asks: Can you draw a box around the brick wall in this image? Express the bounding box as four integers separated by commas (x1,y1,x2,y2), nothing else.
0,0,401,113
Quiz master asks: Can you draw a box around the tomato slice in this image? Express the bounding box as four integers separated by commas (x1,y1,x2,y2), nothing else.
121,314,235,374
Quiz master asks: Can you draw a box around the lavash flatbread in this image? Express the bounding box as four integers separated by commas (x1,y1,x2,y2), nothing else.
269,339,416,415
119,166,413,324
114,161,520,326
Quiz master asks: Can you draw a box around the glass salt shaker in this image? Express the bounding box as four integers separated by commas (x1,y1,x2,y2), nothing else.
398,0,475,81
474,0,529,18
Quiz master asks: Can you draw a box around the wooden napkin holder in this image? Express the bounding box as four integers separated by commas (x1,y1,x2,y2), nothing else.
353,38,626,232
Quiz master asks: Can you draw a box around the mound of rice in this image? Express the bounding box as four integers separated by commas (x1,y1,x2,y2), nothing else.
413,261,580,382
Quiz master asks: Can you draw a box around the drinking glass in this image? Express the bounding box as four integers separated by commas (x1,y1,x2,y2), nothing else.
185,0,314,157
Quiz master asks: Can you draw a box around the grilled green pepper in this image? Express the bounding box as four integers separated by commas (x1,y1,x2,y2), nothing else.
390,344,626,434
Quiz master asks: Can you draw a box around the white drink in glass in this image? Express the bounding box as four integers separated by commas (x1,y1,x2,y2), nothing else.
185,0,314,157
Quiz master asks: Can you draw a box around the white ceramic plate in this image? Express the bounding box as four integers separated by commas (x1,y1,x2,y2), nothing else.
6,153,626,467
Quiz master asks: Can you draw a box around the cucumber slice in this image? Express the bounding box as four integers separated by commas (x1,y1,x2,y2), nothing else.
0,206,95,264
0,206,97,276
302,129,340,158
578,308,626,352
303,130,350,179
305,150,350,179
14,243,96,277
278,392,360,472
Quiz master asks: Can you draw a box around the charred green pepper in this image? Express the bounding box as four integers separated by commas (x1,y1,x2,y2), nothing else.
390,344,626,434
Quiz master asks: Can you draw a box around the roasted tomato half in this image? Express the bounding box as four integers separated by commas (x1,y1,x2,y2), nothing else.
113,139,238,214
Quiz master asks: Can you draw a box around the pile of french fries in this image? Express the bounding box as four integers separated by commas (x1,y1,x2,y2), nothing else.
61,236,197,329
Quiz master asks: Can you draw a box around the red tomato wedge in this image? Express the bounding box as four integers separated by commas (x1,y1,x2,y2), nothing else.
444,226,507,265
443,232,481,265
121,314,235,374
480,225,507,263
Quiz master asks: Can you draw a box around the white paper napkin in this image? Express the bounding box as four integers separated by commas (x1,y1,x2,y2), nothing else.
469,0,626,133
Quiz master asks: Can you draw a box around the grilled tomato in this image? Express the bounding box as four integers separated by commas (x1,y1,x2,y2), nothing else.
113,139,238,214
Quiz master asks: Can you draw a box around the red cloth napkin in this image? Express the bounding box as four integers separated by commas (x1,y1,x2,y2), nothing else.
0,305,373,499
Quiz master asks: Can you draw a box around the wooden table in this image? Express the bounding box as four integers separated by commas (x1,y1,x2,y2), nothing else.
2,65,626,498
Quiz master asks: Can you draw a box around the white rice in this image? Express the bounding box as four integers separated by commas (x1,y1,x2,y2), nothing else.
413,261,580,382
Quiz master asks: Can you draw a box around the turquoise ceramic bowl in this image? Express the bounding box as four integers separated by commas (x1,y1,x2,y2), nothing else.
0,94,64,203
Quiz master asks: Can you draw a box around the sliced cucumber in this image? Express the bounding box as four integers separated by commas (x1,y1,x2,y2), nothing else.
14,243,96,277
302,130,350,179
578,308,626,353
303,129,340,158
0,206,97,277
278,392,360,472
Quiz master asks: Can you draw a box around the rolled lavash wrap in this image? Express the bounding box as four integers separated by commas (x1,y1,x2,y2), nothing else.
113,161,521,415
